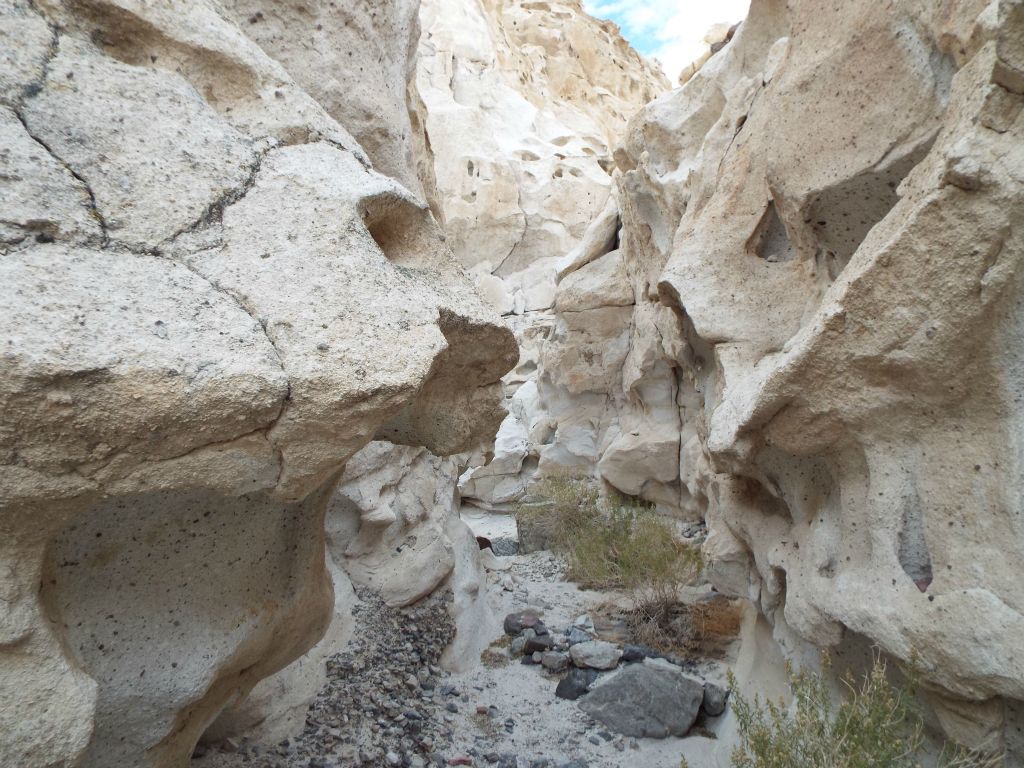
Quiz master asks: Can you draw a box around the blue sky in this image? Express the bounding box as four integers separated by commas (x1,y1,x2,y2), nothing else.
583,0,750,82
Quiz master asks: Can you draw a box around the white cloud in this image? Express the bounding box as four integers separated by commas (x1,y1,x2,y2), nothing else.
584,0,750,82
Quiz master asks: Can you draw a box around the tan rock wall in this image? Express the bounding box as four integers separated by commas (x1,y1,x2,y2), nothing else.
0,0,515,765
416,0,666,285
609,0,1024,752
430,0,670,513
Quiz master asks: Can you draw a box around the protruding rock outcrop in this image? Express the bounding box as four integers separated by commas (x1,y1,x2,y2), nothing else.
601,0,1024,753
0,0,515,765
416,0,667,284
460,0,1024,753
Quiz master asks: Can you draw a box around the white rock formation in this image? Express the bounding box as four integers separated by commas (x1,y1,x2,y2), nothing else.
420,0,668,512
563,0,1024,753
458,0,1024,754
208,438,501,743
416,0,667,283
219,0,439,208
331,443,464,609
6,0,1022,762
332,442,500,671
0,0,515,765
199,0,669,746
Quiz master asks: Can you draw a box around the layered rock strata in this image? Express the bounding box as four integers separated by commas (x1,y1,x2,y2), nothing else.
0,0,515,766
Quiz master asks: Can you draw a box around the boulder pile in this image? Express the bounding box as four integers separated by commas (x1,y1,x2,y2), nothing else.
500,611,728,740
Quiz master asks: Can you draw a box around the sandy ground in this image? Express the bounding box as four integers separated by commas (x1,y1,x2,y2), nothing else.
192,511,740,768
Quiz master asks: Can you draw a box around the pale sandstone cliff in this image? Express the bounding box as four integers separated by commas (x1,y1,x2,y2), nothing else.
460,0,1024,753
197,0,670,749
205,440,496,745
664,0,1024,751
416,0,670,512
538,0,1024,753
0,0,515,765
416,0,666,291
4,0,1023,763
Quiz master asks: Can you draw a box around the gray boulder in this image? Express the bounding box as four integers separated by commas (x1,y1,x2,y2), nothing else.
541,652,570,672
569,640,622,670
555,668,600,700
578,660,704,738
702,681,729,717
504,609,544,635
524,634,555,654
567,627,594,646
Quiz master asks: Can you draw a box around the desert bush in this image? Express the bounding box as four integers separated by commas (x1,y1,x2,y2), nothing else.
515,474,601,553
516,474,702,596
728,654,1004,768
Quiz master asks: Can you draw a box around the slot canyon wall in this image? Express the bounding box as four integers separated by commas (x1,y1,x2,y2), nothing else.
205,0,674,749
2,0,1023,764
464,0,1024,755
0,0,517,765
661,0,1024,753
434,0,1024,757
414,0,676,514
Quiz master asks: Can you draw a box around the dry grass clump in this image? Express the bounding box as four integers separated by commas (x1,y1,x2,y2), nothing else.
479,648,510,668
691,594,745,637
518,474,705,653
689,595,745,650
517,475,702,592
724,654,1005,768
515,475,601,553
479,635,512,668
626,593,745,658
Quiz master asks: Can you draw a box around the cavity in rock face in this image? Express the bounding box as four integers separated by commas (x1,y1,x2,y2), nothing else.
0,0,514,765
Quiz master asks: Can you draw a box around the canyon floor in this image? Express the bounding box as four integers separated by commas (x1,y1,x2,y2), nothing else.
193,513,735,768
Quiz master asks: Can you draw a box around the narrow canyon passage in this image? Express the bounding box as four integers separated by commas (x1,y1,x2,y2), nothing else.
1,1,1023,767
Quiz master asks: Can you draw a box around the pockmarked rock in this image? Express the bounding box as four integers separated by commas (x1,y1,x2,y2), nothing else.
478,0,1024,753
0,0,515,765
625,0,1024,751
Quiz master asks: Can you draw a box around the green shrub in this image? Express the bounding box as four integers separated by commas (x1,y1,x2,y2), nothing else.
515,474,702,594
515,474,601,553
728,655,1004,768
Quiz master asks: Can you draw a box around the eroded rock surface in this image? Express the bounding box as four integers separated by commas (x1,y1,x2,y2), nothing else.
426,0,669,513
416,0,667,281
0,0,515,765
459,0,1024,754
6,0,1024,762
543,0,1024,753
